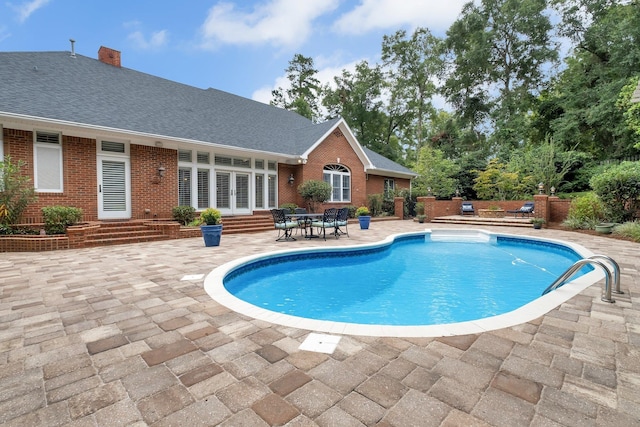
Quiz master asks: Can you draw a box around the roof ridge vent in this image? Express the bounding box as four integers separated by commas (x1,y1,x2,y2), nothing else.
70,39,76,58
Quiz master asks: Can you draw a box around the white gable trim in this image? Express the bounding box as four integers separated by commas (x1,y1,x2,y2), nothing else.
301,118,373,170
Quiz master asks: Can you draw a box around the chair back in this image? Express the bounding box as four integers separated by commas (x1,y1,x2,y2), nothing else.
336,207,349,222
271,208,286,224
462,202,474,211
522,202,534,212
294,207,307,215
322,208,338,222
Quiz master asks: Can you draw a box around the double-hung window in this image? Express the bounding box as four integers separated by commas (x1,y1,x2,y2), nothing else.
323,164,351,202
34,131,63,192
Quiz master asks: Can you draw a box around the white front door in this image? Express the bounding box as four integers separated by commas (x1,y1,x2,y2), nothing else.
98,156,131,219
216,171,250,215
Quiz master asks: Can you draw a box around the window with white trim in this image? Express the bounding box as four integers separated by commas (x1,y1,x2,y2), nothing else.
34,131,63,192
384,178,395,199
323,164,351,202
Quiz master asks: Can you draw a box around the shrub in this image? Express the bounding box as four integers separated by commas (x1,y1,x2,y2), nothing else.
297,180,331,213
415,202,425,216
42,206,83,235
367,194,383,216
279,203,297,214
199,208,222,225
0,156,37,225
589,161,640,223
355,206,370,217
172,205,196,226
613,221,640,242
563,193,605,229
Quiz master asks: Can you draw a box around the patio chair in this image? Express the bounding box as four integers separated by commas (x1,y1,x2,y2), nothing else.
334,207,350,238
294,207,308,236
507,202,535,218
270,209,298,241
311,208,338,240
461,202,475,216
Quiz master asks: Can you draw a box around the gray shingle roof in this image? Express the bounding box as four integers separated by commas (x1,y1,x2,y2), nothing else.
0,50,413,176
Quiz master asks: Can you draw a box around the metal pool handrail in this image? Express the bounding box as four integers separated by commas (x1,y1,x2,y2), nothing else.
542,257,615,303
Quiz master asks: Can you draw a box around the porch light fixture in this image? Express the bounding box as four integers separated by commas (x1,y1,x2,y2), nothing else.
288,173,295,185
538,182,544,194
297,158,307,164
158,165,166,178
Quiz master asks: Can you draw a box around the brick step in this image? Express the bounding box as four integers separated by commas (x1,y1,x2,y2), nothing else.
91,225,150,234
85,234,169,247
86,229,165,240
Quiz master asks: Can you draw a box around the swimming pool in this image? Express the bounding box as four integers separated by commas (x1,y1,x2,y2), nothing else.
204,229,602,337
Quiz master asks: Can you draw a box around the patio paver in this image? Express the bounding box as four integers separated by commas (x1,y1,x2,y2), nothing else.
1,221,639,426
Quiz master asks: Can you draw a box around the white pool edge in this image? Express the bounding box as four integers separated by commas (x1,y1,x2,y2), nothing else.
203,228,603,338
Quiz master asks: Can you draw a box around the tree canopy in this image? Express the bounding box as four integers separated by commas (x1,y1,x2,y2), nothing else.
270,0,640,199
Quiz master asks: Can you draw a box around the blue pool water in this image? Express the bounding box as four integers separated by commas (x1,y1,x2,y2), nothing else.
223,234,588,326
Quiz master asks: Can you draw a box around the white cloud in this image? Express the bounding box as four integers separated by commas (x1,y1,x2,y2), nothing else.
199,0,339,49
333,0,467,35
128,29,168,50
11,0,51,23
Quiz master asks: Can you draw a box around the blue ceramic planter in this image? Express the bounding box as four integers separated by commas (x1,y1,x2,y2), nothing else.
358,216,371,230
201,224,223,246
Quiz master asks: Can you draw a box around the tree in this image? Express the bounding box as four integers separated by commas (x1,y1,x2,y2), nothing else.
473,158,531,200
413,146,460,198
323,61,404,162
443,0,558,149
617,76,640,146
382,28,445,157
271,54,323,122
297,180,331,213
507,137,579,193
546,0,640,159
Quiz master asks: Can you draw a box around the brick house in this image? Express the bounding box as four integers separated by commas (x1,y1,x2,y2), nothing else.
0,47,416,222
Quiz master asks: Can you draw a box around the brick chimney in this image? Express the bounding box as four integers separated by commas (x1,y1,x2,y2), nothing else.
98,46,121,67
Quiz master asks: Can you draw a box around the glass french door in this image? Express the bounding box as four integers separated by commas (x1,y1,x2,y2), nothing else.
216,171,250,215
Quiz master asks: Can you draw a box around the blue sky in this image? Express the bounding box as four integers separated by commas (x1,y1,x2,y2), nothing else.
0,0,469,104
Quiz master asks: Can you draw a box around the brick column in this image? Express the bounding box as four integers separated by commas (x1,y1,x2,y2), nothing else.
533,194,549,222
394,197,404,219
417,196,436,222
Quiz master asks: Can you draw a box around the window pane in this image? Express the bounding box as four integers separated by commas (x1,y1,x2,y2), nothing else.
255,175,264,208
268,175,276,208
332,174,341,201
216,173,230,209
178,168,191,206
197,169,209,209
342,175,350,201
35,145,62,191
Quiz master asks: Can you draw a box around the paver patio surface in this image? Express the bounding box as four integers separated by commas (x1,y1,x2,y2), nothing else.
1,221,639,426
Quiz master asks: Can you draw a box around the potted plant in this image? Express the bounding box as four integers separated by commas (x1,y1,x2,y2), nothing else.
595,223,615,234
417,215,427,223
531,218,545,229
356,206,371,229
200,208,223,246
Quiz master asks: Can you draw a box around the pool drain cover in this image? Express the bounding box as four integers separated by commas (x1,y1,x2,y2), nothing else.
299,333,341,354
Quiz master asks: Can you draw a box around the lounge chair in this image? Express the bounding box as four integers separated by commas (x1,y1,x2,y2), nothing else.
334,207,350,238
507,202,534,218
311,208,338,240
270,209,298,241
461,202,475,216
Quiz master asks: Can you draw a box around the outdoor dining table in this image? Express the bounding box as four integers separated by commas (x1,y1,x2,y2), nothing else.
286,213,324,239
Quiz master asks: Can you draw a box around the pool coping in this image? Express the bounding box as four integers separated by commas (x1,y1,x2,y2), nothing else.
203,228,604,337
